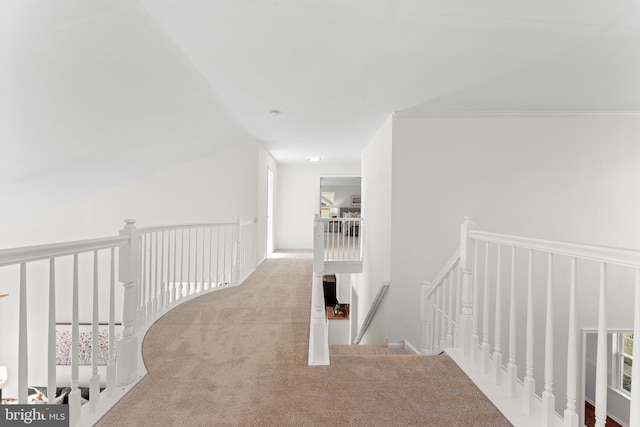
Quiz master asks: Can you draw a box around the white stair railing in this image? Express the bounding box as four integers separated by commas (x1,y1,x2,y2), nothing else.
0,217,257,426
318,215,363,263
421,217,640,427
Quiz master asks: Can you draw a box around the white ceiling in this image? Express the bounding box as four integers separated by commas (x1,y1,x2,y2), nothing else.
1,0,639,219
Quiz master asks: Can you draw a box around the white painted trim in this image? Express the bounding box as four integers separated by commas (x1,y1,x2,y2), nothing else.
403,339,420,355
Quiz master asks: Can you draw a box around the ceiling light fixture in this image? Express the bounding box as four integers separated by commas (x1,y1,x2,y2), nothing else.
307,155,322,162
269,109,282,116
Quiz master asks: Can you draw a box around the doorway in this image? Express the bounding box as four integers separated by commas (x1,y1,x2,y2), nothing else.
267,168,274,255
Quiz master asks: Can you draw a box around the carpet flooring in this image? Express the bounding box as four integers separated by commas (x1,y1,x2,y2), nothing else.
97,251,511,426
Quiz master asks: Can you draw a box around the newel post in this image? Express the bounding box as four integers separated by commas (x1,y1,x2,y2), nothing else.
459,216,475,357
117,219,140,385
309,215,329,365
421,281,433,355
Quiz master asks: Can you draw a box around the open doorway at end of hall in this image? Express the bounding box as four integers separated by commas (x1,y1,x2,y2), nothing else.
320,176,361,220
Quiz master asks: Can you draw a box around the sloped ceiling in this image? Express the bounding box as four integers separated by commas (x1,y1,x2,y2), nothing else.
1,0,639,221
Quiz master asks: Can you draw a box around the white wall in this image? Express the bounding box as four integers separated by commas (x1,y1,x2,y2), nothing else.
0,142,264,248
276,163,361,249
387,115,640,415
356,114,393,344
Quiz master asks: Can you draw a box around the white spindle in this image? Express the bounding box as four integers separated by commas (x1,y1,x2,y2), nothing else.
542,253,555,427
153,232,158,315
107,248,116,397
594,262,607,427
180,229,185,298
507,246,517,398
172,229,177,303
208,227,213,289
47,259,56,403
201,228,206,291
440,279,446,350
69,254,80,425
630,269,640,426
447,272,454,348
523,249,535,415
160,230,166,309
471,240,480,362
494,244,503,384
18,263,28,404
454,265,462,348
421,281,432,354
223,227,228,285
434,286,441,353
564,257,578,427
188,229,193,294
481,241,491,373
90,250,100,410
141,234,147,323
216,227,221,286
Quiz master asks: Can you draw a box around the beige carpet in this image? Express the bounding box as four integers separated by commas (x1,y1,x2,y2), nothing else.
97,251,511,426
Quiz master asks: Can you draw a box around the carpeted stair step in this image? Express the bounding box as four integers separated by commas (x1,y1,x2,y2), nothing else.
329,344,420,357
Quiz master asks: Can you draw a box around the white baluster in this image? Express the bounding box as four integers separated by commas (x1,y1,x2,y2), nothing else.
90,250,100,411
152,231,158,316
594,263,607,427
454,265,462,349
140,234,147,324
471,240,480,363
446,272,454,348
171,230,177,304
421,281,432,355
434,286,441,353
160,230,166,310
542,253,555,427
201,228,206,290
18,263,28,404
117,219,140,386
564,257,578,427
216,226,221,286
440,279,446,350
431,287,438,353
187,228,192,295
481,241,491,373
208,227,214,289
47,259,56,403
107,248,116,397
69,255,80,425
630,270,640,426
222,226,228,285
507,246,517,398
523,249,535,415
494,244,503,385
180,229,185,297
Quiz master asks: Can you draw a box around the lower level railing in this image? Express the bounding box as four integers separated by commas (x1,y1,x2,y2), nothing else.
0,217,257,426
422,217,640,427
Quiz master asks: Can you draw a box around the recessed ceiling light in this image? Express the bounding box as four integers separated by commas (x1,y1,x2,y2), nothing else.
307,155,322,162
269,109,282,116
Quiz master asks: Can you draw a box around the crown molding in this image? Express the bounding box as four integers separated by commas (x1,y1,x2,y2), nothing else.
395,109,640,118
